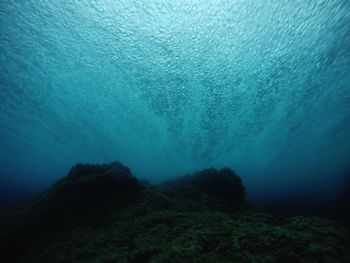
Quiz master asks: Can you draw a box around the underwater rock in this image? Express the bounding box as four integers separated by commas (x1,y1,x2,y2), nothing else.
65,161,132,180
162,168,245,211
190,168,245,204
337,173,350,225
47,161,143,217
0,161,144,262
0,162,349,263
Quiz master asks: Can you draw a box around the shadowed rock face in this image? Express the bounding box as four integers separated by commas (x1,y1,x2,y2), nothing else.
66,161,132,180
48,162,143,217
0,162,144,263
337,173,350,224
191,168,245,204
161,168,246,212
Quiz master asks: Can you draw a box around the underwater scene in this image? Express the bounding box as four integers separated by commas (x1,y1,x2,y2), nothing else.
0,0,350,262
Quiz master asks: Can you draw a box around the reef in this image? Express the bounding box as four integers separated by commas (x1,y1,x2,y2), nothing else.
0,162,349,263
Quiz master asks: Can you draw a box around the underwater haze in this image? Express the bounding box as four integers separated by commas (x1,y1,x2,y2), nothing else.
0,0,350,203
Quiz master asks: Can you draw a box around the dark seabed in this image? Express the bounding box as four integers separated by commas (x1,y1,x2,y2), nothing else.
0,1,350,262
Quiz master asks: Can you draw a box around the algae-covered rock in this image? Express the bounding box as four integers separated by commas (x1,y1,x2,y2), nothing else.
0,161,349,263
162,168,245,212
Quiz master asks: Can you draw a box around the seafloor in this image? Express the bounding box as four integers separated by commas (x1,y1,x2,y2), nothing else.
0,162,349,263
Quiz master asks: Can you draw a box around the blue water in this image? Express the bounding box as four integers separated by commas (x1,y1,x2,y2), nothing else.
0,0,349,203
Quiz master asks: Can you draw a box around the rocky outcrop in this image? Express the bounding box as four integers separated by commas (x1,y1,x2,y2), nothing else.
161,168,245,212
50,161,143,215
0,162,349,263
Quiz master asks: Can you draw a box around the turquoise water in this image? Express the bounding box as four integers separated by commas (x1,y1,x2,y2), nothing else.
0,1,349,201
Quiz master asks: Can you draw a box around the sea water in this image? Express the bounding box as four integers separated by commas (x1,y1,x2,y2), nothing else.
0,0,349,205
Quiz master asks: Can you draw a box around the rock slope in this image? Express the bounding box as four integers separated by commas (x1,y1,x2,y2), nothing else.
0,162,349,263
